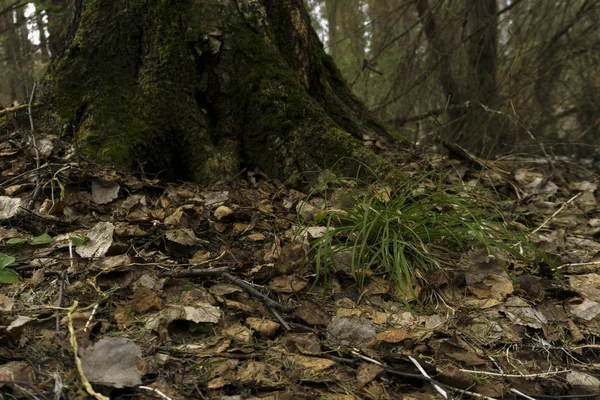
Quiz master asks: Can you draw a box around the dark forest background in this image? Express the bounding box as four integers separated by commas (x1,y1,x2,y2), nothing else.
2,0,599,161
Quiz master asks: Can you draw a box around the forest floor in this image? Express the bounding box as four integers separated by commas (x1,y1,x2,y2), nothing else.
1,126,600,400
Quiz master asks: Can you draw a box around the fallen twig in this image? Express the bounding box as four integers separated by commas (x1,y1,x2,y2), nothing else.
530,192,581,235
27,82,42,210
139,386,173,400
269,307,291,331
223,272,295,313
351,351,498,400
459,368,570,378
55,269,68,337
408,355,447,398
163,266,231,278
67,301,109,400
164,265,295,313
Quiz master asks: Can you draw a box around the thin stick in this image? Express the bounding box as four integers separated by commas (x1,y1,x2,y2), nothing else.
269,307,291,331
27,82,42,210
459,368,569,378
557,260,600,270
55,269,68,336
67,301,109,400
408,356,447,399
164,266,231,278
352,351,498,400
83,304,98,333
223,272,295,313
138,386,173,400
531,193,581,235
56,240,74,335
510,388,536,400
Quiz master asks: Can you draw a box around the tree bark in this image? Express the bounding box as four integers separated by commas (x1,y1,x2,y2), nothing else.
39,0,393,184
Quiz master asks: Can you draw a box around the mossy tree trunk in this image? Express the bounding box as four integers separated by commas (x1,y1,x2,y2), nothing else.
40,0,394,184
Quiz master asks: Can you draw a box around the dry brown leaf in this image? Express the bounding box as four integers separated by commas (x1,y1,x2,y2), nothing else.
246,233,265,241
246,317,280,338
114,303,132,329
268,274,307,293
569,274,600,302
80,338,142,388
356,363,384,388
281,332,322,354
468,274,513,300
373,328,409,344
0,361,35,394
286,354,336,372
132,286,161,313
294,300,331,326
223,322,253,343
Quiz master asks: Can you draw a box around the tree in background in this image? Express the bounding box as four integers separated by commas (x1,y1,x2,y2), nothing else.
0,0,70,105
313,0,600,158
0,0,34,103
2,0,599,161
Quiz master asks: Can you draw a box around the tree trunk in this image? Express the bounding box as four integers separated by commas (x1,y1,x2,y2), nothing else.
469,0,498,108
39,0,392,184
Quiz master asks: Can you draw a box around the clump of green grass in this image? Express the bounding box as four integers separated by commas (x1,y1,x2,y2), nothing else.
311,174,544,302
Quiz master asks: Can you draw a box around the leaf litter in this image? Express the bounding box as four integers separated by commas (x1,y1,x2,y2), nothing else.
0,131,599,399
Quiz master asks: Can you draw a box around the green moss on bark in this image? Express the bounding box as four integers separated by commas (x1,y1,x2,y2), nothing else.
39,0,397,185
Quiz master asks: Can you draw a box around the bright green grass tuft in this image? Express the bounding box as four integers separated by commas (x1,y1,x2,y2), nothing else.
311,173,546,303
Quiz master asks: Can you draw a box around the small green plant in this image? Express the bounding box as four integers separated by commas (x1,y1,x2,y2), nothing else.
0,253,20,284
312,174,544,303
7,233,53,246
69,235,89,246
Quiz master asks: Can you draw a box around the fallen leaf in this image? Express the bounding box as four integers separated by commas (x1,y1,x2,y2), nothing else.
569,274,600,302
0,196,22,220
268,275,307,293
327,316,376,347
567,298,600,321
76,221,115,259
356,363,384,388
294,300,331,326
0,361,35,394
132,286,161,313
286,354,336,371
373,328,409,344
214,205,233,220
246,317,280,338
80,338,142,388
92,180,120,204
